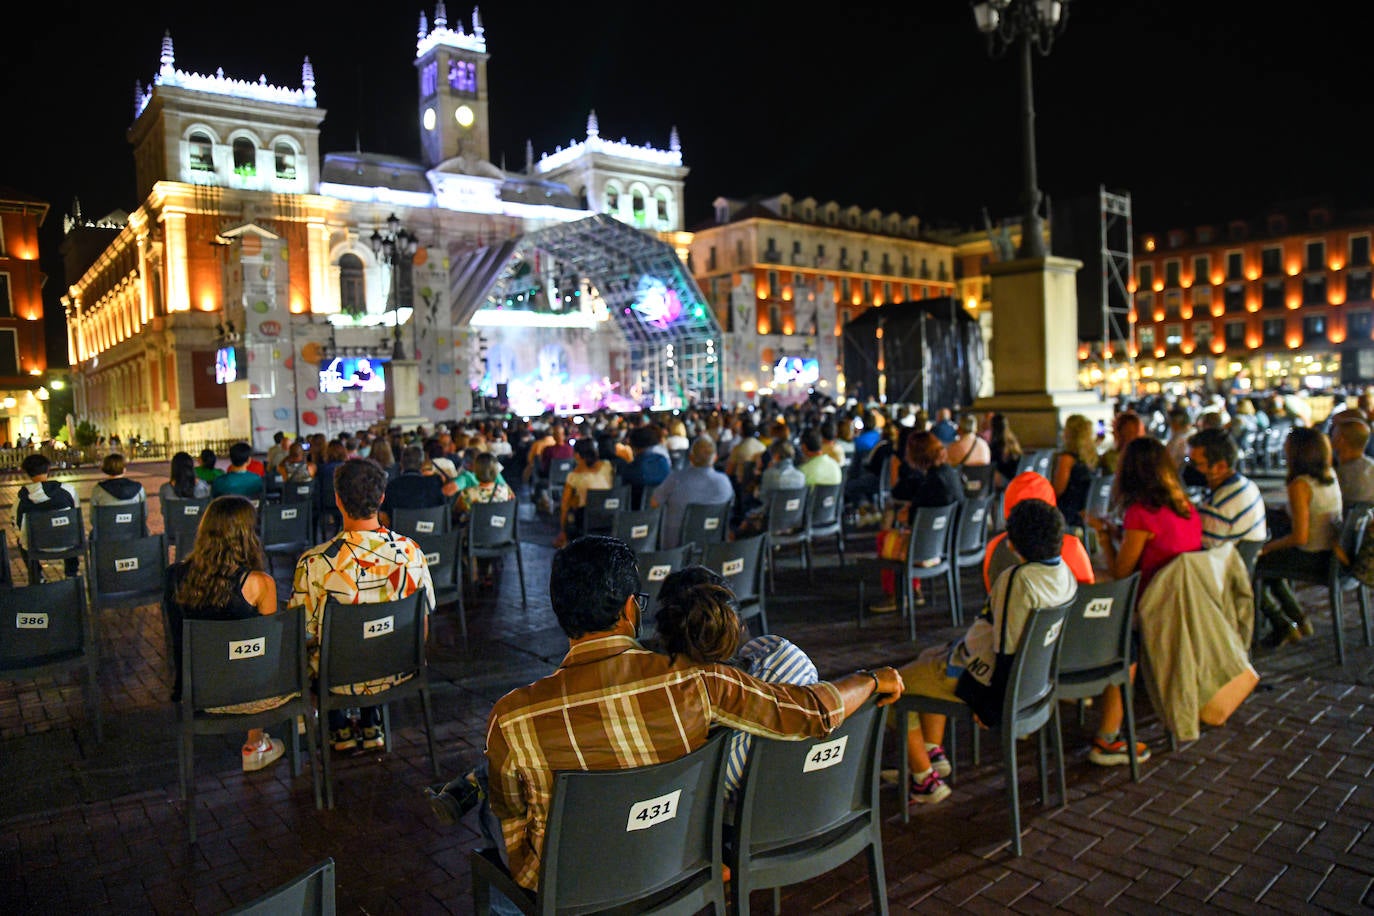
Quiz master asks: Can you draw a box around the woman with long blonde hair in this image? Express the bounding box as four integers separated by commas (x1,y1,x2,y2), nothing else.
1053,414,1098,530
164,495,286,772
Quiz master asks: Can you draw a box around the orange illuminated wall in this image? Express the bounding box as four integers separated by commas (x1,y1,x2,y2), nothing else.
0,193,51,382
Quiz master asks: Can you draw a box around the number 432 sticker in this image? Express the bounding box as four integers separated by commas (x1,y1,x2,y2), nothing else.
803,735,848,772
626,789,682,832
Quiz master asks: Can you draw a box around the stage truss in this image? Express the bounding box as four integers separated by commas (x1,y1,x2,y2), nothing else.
450,214,722,409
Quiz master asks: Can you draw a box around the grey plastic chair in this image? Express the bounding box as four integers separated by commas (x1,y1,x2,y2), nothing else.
24,505,85,584
701,533,768,636
806,482,846,572
410,528,466,647
612,506,664,553
634,545,692,639
872,502,960,638
547,458,577,511
226,857,336,915
162,497,212,562
952,495,993,625
469,730,729,915
388,503,451,539
89,502,149,542
179,612,320,842
0,577,101,743
728,700,888,916
90,533,168,649
260,502,315,577
317,591,439,808
763,486,810,593
462,499,526,609
679,499,732,563
582,484,632,536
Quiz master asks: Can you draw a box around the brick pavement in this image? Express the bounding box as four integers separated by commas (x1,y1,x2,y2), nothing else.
2,462,1374,913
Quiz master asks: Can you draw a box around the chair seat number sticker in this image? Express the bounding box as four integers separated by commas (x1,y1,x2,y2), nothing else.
972,510,985,524
364,615,395,638
704,518,719,530
648,564,671,581
186,505,201,515
630,524,649,539
115,557,139,572
722,558,744,577
785,498,801,511
627,789,681,831
416,521,435,533
823,496,835,507
932,516,947,529
16,613,48,629
116,513,132,524
1083,597,1113,619
1044,619,1064,645
605,499,621,509
803,735,848,772
229,639,264,659
425,552,440,566
491,515,507,527
50,516,69,527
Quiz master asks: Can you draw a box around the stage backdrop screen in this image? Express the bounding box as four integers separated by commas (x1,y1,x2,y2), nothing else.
214,346,239,385
319,356,387,394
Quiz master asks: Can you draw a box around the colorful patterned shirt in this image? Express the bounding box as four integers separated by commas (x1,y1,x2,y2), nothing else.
289,526,434,695
485,634,845,891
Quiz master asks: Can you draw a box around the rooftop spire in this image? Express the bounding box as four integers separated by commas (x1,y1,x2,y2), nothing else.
669,126,680,153
302,57,316,104
472,6,484,40
132,80,144,119
435,1,448,29
525,139,533,173
418,10,428,38
586,110,599,139
159,30,175,78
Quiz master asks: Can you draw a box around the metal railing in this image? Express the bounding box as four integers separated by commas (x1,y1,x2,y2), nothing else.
0,439,246,473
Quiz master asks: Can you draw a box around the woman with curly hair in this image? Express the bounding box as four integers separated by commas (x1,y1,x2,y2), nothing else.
1053,414,1098,531
164,495,287,772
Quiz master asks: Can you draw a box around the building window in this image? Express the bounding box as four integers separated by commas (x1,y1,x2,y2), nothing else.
816,244,826,266
861,279,872,302
1193,321,1213,349
1304,276,1328,305
1268,214,1288,235
1193,255,1210,284
882,281,891,303
273,143,296,180
1225,321,1247,346
1137,291,1155,316
1224,284,1247,313
1164,290,1182,317
1197,226,1215,244
841,278,851,302
1164,324,1183,347
189,131,214,171
339,254,366,317
448,59,477,93
768,271,781,299
631,191,647,226
1349,310,1373,340
1193,285,1212,311
1351,234,1371,268
1262,281,1285,311
1303,314,1327,341
0,329,16,376
656,196,669,223
1306,240,1326,272
232,138,256,176
1226,251,1245,281
420,62,438,97
1164,259,1181,288
1138,263,1154,289
1262,318,1285,345
1261,246,1282,276
1138,326,1155,350
1348,271,1372,303
0,273,10,317
735,240,745,265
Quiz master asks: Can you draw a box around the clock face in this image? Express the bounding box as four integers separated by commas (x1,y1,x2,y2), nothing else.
423,108,436,131
455,105,475,128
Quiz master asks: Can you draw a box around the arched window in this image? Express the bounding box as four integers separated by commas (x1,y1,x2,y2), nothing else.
631,191,647,226
274,143,296,180
189,132,214,172
232,138,257,176
655,192,671,224
339,254,366,317
604,185,619,214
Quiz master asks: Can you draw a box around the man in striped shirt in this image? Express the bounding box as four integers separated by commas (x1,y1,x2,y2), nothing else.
1188,428,1268,547
483,535,904,894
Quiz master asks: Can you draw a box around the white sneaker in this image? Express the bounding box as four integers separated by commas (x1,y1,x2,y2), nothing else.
242,735,286,772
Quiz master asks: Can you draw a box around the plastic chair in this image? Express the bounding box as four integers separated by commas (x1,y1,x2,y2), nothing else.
1054,573,1143,782
462,499,527,609
762,486,810,593
613,505,664,553
260,502,315,577
469,730,729,916
89,502,149,542
896,600,1073,855
388,504,451,539
960,465,996,500
0,536,11,588
163,497,212,562
410,528,466,647
1085,473,1115,521
634,545,691,639
871,502,960,639
225,857,336,915
280,480,317,504
727,700,888,916
1031,449,1055,479
952,495,992,625
806,482,846,571
179,612,321,842
24,505,85,584
547,458,576,510
701,533,768,636
679,499,732,563
90,534,169,649
0,577,101,742
582,484,632,537
317,591,439,809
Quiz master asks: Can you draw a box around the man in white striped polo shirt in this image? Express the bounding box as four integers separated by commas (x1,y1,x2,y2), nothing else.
1187,428,1268,548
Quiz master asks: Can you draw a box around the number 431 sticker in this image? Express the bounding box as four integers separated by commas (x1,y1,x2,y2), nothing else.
626,789,682,832
803,735,848,772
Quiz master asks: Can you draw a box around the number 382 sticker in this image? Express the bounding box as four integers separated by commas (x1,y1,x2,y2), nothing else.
626,789,682,831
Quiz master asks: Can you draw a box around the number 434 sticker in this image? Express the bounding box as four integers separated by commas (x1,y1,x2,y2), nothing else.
626,789,682,832
803,735,848,772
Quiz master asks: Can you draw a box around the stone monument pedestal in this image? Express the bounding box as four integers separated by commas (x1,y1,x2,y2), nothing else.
384,359,429,431
973,255,1112,449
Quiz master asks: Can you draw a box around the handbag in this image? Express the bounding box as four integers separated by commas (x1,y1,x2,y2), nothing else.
954,564,1023,728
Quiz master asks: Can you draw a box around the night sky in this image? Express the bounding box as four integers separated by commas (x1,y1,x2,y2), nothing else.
7,2,1373,367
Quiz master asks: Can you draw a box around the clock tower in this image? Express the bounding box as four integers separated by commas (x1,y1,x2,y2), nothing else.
415,3,491,168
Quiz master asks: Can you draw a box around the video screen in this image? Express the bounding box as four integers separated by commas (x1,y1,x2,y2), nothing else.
215,346,238,384
319,356,387,394
773,355,819,386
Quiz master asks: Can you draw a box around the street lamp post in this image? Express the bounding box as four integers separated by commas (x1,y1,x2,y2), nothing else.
970,0,1071,260
369,213,419,361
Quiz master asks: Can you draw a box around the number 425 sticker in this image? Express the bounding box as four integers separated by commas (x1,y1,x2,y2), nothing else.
803,735,848,772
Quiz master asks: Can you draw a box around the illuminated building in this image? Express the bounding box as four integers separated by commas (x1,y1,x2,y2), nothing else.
0,189,54,443
60,5,703,446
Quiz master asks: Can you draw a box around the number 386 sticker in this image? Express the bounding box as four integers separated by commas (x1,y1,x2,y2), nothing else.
803,735,848,772
626,789,682,832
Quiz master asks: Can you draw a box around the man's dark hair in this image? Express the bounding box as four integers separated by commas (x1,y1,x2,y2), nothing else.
739,418,757,439
228,442,252,467
629,426,658,451
1005,498,1064,564
335,457,387,520
574,437,598,464
400,444,425,471
801,427,823,455
1187,427,1238,469
273,431,285,444
819,419,837,441
21,453,50,478
199,448,217,468
473,452,500,484
549,536,640,639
